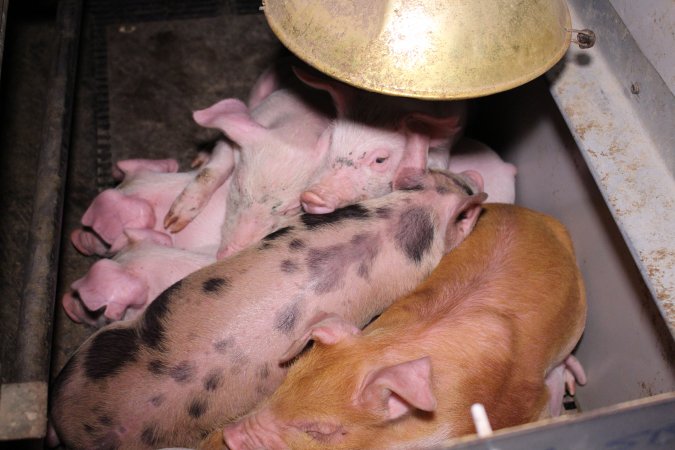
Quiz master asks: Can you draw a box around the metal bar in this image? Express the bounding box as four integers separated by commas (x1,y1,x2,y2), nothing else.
548,0,675,338
0,0,83,441
442,392,675,450
0,0,8,85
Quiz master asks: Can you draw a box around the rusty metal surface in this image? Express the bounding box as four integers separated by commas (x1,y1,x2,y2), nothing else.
0,0,7,84
263,0,571,99
548,0,675,338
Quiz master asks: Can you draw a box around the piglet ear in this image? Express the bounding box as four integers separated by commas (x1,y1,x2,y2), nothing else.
193,98,265,145
279,312,361,364
358,356,437,421
405,112,464,148
446,191,488,250
292,66,353,117
248,65,281,109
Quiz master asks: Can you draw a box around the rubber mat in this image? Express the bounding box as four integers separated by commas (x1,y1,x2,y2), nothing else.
87,0,276,187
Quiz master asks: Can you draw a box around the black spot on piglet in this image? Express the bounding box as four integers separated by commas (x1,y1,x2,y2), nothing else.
301,204,370,230
98,415,113,426
263,226,294,241
213,337,233,354
187,397,208,419
275,303,300,335
84,327,139,380
140,423,162,447
375,206,392,219
395,207,435,264
203,368,223,392
202,277,231,294
147,359,168,376
138,279,181,350
280,259,299,273
289,238,305,251
169,360,195,383
149,394,165,407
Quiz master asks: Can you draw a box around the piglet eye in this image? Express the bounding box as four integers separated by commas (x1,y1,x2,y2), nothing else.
306,430,330,441
299,422,346,443
456,211,468,222
375,156,388,164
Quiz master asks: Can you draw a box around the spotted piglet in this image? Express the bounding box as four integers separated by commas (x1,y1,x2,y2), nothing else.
49,169,487,449
217,203,587,450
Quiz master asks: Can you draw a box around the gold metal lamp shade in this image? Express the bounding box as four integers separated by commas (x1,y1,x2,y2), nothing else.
263,0,572,99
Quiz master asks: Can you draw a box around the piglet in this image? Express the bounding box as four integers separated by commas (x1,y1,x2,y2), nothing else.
63,228,216,326
164,66,334,259
49,169,486,449
219,203,587,450
72,147,230,257
296,68,467,215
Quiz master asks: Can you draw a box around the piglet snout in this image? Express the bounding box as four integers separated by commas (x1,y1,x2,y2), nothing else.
300,190,335,214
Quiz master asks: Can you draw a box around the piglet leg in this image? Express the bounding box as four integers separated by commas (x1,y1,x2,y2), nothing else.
563,354,587,396
164,140,236,233
544,354,587,417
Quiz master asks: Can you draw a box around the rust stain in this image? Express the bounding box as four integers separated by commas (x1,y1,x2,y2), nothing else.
661,301,675,324
641,248,675,321
574,119,601,140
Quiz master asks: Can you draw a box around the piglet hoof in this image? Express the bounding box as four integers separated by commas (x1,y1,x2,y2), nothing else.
164,188,211,233
300,191,335,214
164,205,194,233
191,151,211,168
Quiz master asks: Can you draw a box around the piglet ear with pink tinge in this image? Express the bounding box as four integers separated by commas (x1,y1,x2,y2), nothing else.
404,112,464,147
193,98,265,146
292,66,354,117
279,312,361,364
358,356,437,421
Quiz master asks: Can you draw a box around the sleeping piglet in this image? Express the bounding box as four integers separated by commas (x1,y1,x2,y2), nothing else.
164,66,335,259
217,203,587,450
48,169,486,449
71,151,230,257
295,68,467,214
63,228,216,326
